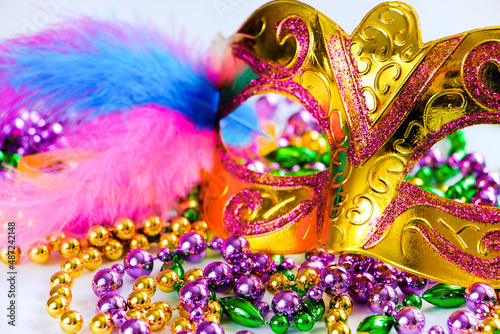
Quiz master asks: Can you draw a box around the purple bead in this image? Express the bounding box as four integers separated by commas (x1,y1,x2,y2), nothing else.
320,265,351,295
279,258,296,271
221,236,251,264
157,248,172,262
177,331,194,334
96,293,127,314
252,253,274,275
256,301,270,317
120,318,151,334
92,269,123,297
428,325,445,334
234,274,265,303
178,281,211,312
111,263,126,278
232,256,254,277
465,282,496,312
306,248,327,261
236,331,254,334
272,290,302,316
399,272,428,295
395,306,425,334
190,306,205,322
477,171,500,191
209,237,224,252
446,152,463,168
246,161,268,173
470,188,498,206
419,148,443,168
307,286,323,301
447,310,478,334
348,272,376,303
368,285,398,314
196,321,225,334
382,301,397,317
110,309,128,326
474,303,490,319
371,262,398,282
299,259,325,274
256,94,279,118
124,249,154,279
460,153,485,176
178,232,207,263
204,262,233,293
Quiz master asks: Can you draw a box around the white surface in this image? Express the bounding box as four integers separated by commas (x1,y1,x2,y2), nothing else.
1,1,500,333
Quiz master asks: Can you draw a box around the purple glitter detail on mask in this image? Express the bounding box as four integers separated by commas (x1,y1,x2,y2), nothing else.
233,16,309,80
463,41,500,110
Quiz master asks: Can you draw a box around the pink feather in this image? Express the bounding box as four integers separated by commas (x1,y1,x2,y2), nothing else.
0,105,215,251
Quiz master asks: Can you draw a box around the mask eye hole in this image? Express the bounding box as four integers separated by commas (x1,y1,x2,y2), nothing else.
219,93,330,176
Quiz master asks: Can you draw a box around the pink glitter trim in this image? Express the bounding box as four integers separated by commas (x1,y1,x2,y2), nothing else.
480,230,500,254
233,16,309,80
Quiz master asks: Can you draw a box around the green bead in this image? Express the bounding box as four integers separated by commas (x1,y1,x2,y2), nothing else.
420,185,445,198
319,152,330,166
270,169,286,176
448,130,466,154
265,146,317,169
293,311,314,331
270,314,290,334
402,294,422,309
170,253,185,265
184,208,201,222
210,289,216,300
0,151,4,161
272,254,284,265
415,166,433,184
301,298,325,321
219,297,265,327
167,262,184,280
434,164,459,184
357,314,392,334
446,184,464,199
279,269,295,282
286,168,319,176
287,285,306,297
422,283,465,308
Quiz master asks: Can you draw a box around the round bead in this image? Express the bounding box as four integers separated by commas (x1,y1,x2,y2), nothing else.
29,243,51,263
327,323,352,334
272,290,302,316
190,306,205,322
221,236,251,264
178,281,211,312
428,325,445,334
209,237,224,252
46,295,70,318
448,310,479,334
402,294,422,309
133,276,157,297
126,310,144,320
111,264,126,278
235,331,254,334
49,285,73,303
460,152,485,176
145,308,169,331
252,253,275,275
151,301,172,314
170,217,192,236
59,237,81,258
120,318,151,334
325,308,348,327
465,282,496,312
59,310,84,334
270,314,290,334
156,269,180,293
295,268,320,291
82,247,103,271
185,268,204,282
207,300,223,321
127,290,151,310
204,262,233,293
96,293,127,314
89,313,114,334
141,215,163,236
179,232,207,263
61,257,84,278
88,225,110,247
294,311,314,331
110,309,128,326
234,274,265,303
195,320,224,334
256,301,271,318
232,255,254,277
348,272,376,303
395,306,425,334
171,318,196,334
129,234,150,251
368,285,398,314
159,232,179,250
50,271,73,288
124,249,154,279
320,265,351,296
114,217,136,240
103,238,124,261
399,272,428,295
266,273,289,295
329,293,353,315
92,269,123,296
192,220,208,232
481,317,500,334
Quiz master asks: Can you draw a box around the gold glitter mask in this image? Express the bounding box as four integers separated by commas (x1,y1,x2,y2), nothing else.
201,1,500,287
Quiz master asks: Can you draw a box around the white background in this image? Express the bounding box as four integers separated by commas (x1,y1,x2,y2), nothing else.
1,0,500,333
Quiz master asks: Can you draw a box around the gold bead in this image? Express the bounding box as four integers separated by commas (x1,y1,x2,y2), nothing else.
156,269,180,293
133,275,157,297
103,238,123,261
185,268,204,282
295,268,320,290
59,237,81,258
126,309,144,320
87,226,110,247
204,313,221,323
114,217,136,240
170,216,191,236
171,317,195,334
46,295,70,318
89,313,114,334
178,198,198,212
327,322,352,334
192,220,208,232
176,301,190,318
61,257,84,279
330,293,353,315
127,290,151,310
482,318,500,334
50,271,73,288
206,300,223,322
0,247,20,265
266,273,288,295
490,305,500,318
141,215,163,237
49,285,73,303
29,243,51,264
48,233,67,252
81,247,103,271
145,308,169,331
301,130,328,154
325,308,348,327
159,233,179,250
407,177,424,186
151,301,172,316
59,310,84,334
129,233,150,251
437,184,449,193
